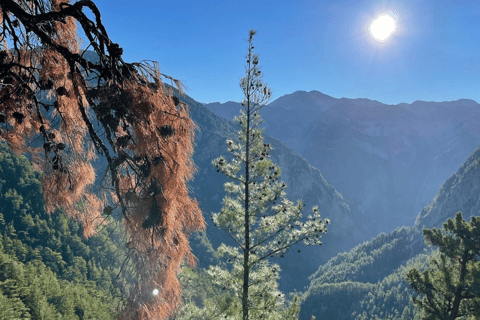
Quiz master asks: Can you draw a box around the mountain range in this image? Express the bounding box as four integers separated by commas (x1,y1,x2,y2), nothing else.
6,48,479,317
204,92,480,238
201,90,480,316
3,74,480,317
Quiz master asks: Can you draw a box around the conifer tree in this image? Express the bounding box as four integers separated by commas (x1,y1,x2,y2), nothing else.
210,29,329,320
406,212,480,320
0,1,204,319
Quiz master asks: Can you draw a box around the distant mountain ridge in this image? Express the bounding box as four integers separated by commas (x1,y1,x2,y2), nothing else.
204,92,480,238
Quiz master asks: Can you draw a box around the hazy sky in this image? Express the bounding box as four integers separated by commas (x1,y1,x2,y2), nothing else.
88,0,480,105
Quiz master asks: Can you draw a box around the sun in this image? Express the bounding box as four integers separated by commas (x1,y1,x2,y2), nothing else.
369,14,396,42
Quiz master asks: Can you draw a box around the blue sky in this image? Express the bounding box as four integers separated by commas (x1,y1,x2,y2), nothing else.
87,0,480,105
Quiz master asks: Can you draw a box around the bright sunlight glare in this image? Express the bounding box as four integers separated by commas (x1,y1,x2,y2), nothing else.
152,289,159,296
370,14,396,42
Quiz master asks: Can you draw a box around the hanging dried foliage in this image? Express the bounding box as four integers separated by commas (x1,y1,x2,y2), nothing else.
0,1,204,319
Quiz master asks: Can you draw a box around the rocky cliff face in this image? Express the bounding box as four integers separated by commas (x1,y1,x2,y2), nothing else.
204,92,480,238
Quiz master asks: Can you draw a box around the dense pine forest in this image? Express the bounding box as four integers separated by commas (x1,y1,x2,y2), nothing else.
0,143,131,318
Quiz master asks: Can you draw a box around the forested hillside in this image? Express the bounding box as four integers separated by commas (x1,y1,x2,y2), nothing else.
300,145,480,319
0,144,132,319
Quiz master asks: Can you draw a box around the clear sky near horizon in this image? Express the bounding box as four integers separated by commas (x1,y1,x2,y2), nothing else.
87,0,480,105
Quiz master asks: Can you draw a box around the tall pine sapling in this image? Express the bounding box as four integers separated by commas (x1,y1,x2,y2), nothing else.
210,29,329,320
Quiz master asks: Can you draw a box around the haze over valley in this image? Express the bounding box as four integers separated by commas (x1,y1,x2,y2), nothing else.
205,92,480,238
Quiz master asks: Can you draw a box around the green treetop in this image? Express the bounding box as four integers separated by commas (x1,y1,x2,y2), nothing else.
209,29,329,320
406,211,480,320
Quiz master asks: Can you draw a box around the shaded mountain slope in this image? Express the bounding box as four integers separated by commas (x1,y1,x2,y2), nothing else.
300,145,480,319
